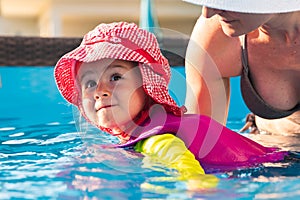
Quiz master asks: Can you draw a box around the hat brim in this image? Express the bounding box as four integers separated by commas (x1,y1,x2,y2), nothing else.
184,0,300,13
54,42,152,105
139,63,186,115
54,42,185,115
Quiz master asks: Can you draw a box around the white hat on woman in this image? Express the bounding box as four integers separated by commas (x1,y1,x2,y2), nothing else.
184,0,300,13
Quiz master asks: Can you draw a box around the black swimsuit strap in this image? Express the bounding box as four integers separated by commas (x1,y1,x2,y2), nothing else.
240,34,249,74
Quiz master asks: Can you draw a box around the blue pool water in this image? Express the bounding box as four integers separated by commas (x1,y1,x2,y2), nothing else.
0,67,299,199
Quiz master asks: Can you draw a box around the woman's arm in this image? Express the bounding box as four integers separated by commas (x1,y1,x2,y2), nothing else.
185,16,241,124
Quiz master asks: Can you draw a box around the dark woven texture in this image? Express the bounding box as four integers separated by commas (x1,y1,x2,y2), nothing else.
0,36,187,67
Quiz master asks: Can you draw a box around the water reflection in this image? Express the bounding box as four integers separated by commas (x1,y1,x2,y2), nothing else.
1,66,300,199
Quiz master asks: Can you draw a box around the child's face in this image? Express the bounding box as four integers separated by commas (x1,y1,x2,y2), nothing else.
77,59,147,133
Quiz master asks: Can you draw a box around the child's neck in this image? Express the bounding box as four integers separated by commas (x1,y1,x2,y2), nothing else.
111,108,152,144
111,124,136,144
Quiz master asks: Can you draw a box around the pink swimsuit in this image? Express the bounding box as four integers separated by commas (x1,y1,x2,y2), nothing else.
115,108,288,173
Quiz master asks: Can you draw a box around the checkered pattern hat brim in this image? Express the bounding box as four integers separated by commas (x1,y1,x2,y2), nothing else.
54,22,186,116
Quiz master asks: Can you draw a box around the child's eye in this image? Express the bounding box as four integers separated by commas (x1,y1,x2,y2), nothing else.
110,73,122,81
85,80,97,89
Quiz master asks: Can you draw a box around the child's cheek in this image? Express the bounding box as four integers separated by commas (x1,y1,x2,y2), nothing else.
81,97,96,121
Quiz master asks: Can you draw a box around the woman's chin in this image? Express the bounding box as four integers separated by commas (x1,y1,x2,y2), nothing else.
222,27,243,37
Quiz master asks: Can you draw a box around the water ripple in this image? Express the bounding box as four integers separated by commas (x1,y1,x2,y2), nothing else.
2,139,41,145
8,132,25,137
0,127,16,131
41,132,79,145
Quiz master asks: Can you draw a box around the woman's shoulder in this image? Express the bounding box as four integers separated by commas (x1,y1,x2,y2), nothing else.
194,15,238,44
190,15,242,76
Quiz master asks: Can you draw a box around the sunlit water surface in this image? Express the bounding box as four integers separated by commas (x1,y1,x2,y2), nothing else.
0,67,299,199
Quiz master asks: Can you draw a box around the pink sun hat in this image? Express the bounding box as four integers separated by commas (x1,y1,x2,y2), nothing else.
54,22,186,116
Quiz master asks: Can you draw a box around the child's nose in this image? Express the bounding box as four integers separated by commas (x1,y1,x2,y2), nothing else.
94,82,110,100
202,6,223,18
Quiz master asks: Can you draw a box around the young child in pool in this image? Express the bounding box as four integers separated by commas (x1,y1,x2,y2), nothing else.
54,22,287,178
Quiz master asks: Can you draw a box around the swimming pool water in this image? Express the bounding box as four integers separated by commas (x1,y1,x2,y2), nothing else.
0,67,299,199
